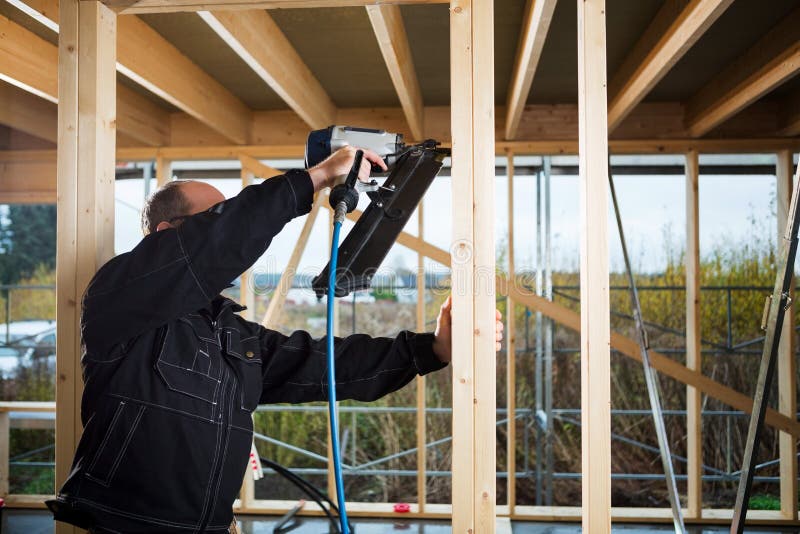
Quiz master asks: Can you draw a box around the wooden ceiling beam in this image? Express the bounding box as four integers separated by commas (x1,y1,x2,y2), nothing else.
116,15,251,144
1,9,171,146
88,0,448,15
10,0,245,144
776,90,800,137
0,13,58,103
608,0,732,132
0,81,57,143
197,9,335,130
366,5,424,141
503,0,558,141
685,7,800,138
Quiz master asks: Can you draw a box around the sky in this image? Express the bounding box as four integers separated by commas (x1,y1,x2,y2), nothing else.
113,153,783,279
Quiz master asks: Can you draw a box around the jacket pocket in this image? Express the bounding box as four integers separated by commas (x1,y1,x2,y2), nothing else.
155,324,221,405
86,400,145,487
224,330,262,412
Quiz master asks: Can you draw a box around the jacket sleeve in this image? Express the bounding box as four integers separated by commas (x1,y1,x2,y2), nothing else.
81,171,314,354
258,329,448,404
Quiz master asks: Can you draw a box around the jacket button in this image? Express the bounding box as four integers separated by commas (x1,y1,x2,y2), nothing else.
245,351,254,358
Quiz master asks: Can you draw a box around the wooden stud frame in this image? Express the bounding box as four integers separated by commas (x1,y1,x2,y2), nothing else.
685,149,702,519
578,0,611,532
18,0,800,529
55,2,117,534
416,202,427,512
505,150,517,515
776,149,798,520
450,0,496,531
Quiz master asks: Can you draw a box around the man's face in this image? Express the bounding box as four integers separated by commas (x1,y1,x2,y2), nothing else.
155,181,226,232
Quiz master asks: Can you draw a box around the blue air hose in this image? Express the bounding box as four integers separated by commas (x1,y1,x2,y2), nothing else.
327,208,349,534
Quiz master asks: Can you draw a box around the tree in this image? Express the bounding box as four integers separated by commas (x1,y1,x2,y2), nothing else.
0,205,56,285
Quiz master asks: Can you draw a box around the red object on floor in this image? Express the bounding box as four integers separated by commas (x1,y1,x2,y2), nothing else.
393,502,410,513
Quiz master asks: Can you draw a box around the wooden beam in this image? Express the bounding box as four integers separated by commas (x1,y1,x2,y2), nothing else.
776,149,798,520
415,202,426,513
116,15,251,144
450,0,496,531
684,149,702,519
0,81,57,143
578,0,610,532
56,4,116,534
155,155,171,186
0,411,8,496
197,9,335,130
259,191,322,329
239,153,282,178
607,0,731,131
92,0,448,15
0,13,58,102
0,158,57,202
503,0,557,140
685,8,800,137
5,0,60,32
366,5,425,141
505,150,516,514
776,90,800,137
116,84,170,146
0,14,171,146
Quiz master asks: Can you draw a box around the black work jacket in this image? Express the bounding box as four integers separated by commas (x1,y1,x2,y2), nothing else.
46,170,446,533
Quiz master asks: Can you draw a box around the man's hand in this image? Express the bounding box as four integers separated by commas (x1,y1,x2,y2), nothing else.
431,295,504,363
307,145,388,191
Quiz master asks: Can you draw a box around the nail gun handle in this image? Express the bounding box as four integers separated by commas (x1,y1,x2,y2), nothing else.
345,150,364,189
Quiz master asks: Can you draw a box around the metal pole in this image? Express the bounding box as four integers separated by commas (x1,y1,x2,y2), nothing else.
609,170,686,534
731,164,800,533
543,156,554,506
535,168,543,504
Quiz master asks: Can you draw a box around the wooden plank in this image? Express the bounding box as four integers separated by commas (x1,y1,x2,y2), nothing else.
505,150,516,514
503,0,557,140
239,153,282,179
0,81,57,143
686,7,800,137
155,155,171,186
116,83,170,146
684,149,702,519
0,13,58,102
471,2,496,528
776,149,798,520
56,2,117,533
5,0,60,32
366,5,425,141
116,15,251,144
260,193,322,329
415,203,426,512
607,0,731,131
0,13,171,146
198,9,335,130
0,159,57,203
450,1,475,528
0,411,8,496
777,90,800,137
578,0,611,531
93,0,448,14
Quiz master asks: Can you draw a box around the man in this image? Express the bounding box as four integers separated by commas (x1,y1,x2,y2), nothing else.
47,146,503,533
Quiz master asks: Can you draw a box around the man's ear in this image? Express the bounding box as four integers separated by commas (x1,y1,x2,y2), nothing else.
155,221,173,232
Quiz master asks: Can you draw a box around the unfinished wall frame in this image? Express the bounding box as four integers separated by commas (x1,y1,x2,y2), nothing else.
19,0,800,530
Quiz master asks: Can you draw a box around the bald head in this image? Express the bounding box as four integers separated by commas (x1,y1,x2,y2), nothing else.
141,180,226,235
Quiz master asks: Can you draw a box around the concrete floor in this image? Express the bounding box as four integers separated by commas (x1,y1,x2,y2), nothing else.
3,509,800,533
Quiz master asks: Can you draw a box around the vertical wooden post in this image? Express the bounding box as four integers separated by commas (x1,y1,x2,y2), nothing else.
776,149,798,519
577,0,610,532
416,203,427,513
0,411,8,497
56,1,116,532
156,155,171,187
506,150,516,515
239,168,256,323
327,200,339,502
685,149,703,519
451,0,496,531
